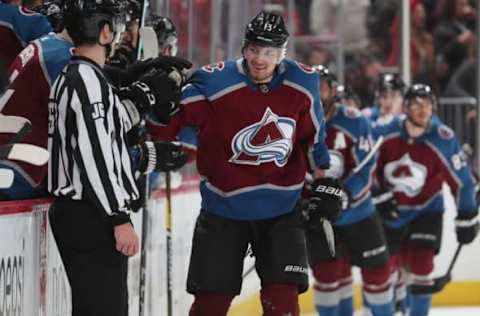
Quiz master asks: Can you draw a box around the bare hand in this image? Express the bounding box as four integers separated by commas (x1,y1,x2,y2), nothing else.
114,223,139,257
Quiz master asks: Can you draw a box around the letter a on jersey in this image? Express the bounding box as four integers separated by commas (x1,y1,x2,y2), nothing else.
229,107,295,167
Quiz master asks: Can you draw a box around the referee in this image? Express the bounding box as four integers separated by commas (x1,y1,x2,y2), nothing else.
47,0,185,315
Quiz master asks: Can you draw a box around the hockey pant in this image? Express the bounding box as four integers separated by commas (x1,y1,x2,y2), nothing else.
312,257,393,316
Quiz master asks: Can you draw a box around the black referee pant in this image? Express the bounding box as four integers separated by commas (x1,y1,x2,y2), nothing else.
49,197,128,316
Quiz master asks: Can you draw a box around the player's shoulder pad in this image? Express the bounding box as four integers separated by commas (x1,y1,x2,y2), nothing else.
334,104,370,135
425,120,461,158
188,59,245,99
281,59,320,99
436,124,455,140
428,119,459,146
340,105,362,119
36,34,74,85
372,115,402,139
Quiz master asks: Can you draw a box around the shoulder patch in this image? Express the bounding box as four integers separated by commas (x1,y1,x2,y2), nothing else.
294,61,315,74
201,61,225,73
438,124,454,140
343,106,361,119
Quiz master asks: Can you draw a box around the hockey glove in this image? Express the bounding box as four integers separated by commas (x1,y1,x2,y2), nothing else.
123,56,192,86
121,69,182,124
372,188,399,221
308,177,344,222
455,211,479,244
137,141,188,174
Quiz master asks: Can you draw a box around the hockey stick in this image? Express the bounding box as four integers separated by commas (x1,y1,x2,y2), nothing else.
136,1,152,315
0,144,49,166
165,171,173,316
323,135,385,257
0,115,31,134
0,168,14,188
139,27,159,59
352,135,384,174
409,244,463,295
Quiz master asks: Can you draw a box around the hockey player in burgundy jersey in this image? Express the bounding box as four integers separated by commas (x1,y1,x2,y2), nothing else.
148,11,343,316
0,1,52,68
0,27,73,199
305,66,394,316
374,84,479,316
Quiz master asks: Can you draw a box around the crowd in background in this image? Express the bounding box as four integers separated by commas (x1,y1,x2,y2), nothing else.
292,0,477,107
161,0,477,110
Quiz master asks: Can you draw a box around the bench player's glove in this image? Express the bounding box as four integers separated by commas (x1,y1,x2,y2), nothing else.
308,177,344,222
455,211,479,244
125,56,192,85
372,188,399,221
136,141,188,174
121,69,182,124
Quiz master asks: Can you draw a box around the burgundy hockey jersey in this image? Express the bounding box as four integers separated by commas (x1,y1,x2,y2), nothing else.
148,58,330,220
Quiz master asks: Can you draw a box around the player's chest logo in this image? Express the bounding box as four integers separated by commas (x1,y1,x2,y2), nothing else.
384,153,427,197
229,107,295,167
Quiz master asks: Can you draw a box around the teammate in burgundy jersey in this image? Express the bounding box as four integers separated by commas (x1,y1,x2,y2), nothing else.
148,11,343,316
305,66,393,316
0,2,52,68
374,84,479,316
0,30,73,199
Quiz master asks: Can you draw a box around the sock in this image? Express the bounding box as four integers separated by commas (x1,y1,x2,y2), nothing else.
189,293,234,316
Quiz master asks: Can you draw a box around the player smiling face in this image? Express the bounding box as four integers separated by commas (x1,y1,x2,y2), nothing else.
244,43,282,83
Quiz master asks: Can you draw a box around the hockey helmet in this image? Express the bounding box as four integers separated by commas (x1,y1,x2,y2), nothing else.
147,15,178,56
32,0,64,33
64,0,127,46
378,72,405,93
127,0,142,21
404,83,437,110
315,65,337,88
244,11,289,48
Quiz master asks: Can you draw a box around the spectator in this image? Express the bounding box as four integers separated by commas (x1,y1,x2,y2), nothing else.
310,0,370,60
434,0,476,88
345,52,383,108
367,0,398,59
386,0,436,87
445,58,476,97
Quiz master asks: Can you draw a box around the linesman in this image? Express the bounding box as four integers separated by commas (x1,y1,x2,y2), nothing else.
47,0,188,314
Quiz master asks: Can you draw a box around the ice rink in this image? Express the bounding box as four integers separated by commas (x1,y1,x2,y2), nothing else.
302,306,480,316
303,306,480,316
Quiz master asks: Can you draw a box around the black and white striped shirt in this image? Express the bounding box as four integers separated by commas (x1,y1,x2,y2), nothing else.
48,56,139,219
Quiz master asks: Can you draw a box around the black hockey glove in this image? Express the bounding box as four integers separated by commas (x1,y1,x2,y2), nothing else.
372,188,399,221
455,211,479,244
137,141,188,174
308,177,344,222
115,56,192,87
121,69,182,124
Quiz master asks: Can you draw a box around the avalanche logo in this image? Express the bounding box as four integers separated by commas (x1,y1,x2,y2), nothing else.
229,107,295,167
384,153,427,197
